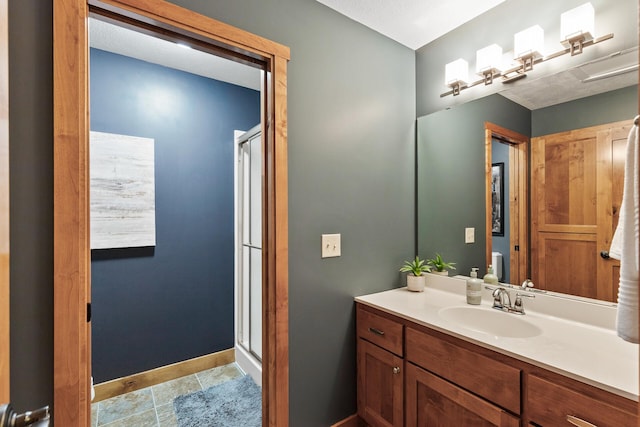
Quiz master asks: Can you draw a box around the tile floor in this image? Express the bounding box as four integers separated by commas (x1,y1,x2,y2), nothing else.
91,362,244,427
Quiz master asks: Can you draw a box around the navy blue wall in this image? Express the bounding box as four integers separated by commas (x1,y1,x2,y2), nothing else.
89,48,260,382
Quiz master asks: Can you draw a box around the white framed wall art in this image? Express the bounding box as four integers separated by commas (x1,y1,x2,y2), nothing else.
90,131,156,249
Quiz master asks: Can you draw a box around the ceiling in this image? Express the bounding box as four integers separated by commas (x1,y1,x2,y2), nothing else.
315,0,506,50
89,18,262,91
500,47,638,110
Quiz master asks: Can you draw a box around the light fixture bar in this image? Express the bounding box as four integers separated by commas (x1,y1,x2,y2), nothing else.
440,32,613,98
542,32,612,61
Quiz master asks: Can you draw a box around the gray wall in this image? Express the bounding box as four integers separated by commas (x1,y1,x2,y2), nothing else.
8,0,54,413
416,0,637,116
8,0,416,425
532,85,637,136
417,94,531,277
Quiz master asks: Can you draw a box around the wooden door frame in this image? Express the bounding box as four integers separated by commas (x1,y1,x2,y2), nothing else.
0,0,9,404
53,1,290,426
484,122,529,285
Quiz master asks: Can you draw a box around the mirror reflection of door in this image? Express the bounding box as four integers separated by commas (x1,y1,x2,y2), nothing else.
485,123,529,286
531,120,628,301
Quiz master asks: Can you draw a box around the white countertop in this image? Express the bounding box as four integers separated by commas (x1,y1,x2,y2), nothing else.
355,274,639,401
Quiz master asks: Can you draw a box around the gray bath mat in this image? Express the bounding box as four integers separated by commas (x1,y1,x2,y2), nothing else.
173,375,261,427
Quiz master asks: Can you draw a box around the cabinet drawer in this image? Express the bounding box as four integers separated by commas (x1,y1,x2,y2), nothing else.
527,374,636,427
406,326,521,415
406,363,519,427
357,306,403,356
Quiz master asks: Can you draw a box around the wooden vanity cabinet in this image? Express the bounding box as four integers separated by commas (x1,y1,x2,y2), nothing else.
356,303,637,427
357,304,519,426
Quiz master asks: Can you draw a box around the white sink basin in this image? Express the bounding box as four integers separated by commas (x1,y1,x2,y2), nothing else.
438,306,542,338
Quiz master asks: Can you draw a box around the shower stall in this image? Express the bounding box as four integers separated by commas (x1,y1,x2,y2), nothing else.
234,125,262,386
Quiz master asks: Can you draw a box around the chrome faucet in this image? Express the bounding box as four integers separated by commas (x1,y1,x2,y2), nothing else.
520,279,535,290
492,287,511,311
491,287,535,315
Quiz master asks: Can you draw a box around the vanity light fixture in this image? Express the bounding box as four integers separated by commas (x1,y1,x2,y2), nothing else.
440,2,613,98
561,2,594,55
476,44,503,85
444,58,469,95
513,25,544,72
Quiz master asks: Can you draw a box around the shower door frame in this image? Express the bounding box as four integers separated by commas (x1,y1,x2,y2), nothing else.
236,126,264,365
53,1,290,426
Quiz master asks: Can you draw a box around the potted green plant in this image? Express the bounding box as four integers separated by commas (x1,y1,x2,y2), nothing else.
399,256,431,292
427,253,456,276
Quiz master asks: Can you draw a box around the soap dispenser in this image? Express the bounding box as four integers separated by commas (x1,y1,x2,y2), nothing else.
483,265,498,285
466,268,482,305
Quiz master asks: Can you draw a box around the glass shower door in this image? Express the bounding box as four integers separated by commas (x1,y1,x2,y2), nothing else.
237,127,262,361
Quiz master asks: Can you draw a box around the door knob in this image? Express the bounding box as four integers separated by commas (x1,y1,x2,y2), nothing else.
0,403,50,427
600,250,610,259
392,366,400,374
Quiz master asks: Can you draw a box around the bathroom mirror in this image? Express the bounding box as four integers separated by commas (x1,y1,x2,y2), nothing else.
416,0,638,303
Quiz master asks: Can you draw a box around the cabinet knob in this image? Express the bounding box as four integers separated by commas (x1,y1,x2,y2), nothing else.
566,415,597,427
392,366,400,374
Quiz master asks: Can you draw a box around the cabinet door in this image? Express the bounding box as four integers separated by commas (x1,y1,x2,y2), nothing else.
357,338,403,427
406,363,519,427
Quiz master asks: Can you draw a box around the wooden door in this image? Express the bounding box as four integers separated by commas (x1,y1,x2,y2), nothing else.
507,141,528,286
405,363,519,427
357,339,404,427
531,120,629,301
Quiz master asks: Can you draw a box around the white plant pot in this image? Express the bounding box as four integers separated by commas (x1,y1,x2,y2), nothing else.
406,274,426,292
431,270,449,276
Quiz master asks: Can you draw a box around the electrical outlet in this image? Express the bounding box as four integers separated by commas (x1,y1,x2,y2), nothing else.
322,234,341,258
465,227,475,244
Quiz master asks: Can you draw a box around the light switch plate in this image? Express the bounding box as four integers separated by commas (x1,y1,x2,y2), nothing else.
465,227,475,244
322,234,341,258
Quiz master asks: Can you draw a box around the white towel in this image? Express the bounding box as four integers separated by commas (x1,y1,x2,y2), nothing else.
610,123,639,343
